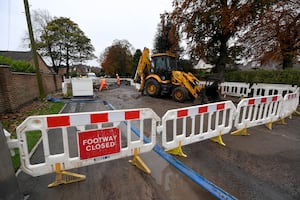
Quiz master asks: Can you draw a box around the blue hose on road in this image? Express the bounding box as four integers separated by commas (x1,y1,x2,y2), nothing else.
105,101,237,200
130,125,237,200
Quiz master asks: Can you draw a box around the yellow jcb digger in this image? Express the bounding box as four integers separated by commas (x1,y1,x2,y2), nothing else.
134,47,220,103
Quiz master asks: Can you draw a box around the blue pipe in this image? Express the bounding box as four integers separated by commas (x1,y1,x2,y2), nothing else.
130,124,237,200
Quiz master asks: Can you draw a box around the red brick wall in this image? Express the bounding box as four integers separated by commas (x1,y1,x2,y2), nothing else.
28,55,52,74
0,65,62,113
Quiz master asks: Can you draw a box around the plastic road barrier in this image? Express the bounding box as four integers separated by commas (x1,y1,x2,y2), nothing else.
250,83,297,97
160,101,236,155
280,88,299,120
220,82,251,97
71,78,93,96
232,95,282,135
199,80,214,88
106,101,238,200
16,108,160,177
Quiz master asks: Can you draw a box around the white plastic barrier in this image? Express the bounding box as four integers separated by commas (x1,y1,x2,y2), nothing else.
161,101,236,150
199,80,214,88
220,82,251,97
280,88,299,119
250,83,297,97
16,108,160,176
233,95,283,134
71,78,93,96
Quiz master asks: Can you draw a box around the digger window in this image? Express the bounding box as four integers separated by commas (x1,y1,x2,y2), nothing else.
167,57,177,71
154,57,167,74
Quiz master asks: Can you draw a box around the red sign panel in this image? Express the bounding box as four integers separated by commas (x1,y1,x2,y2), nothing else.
78,127,121,160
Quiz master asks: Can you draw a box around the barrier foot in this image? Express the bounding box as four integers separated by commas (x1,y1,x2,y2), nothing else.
231,128,248,136
129,148,151,174
293,110,300,116
264,121,273,130
210,131,226,146
166,141,187,157
48,163,86,188
292,106,300,116
275,118,286,125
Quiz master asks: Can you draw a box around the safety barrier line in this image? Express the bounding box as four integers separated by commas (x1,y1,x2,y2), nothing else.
161,101,236,152
16,108,160,177
11,83,300,191
232,95,282,135
220,82,250,97
218,82,298,98
280,88,299,120
250,83,297,97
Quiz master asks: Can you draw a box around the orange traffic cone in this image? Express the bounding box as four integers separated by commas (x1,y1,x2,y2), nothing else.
99,78,108,91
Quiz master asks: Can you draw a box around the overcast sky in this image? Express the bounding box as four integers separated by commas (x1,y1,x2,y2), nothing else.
0,0,173,66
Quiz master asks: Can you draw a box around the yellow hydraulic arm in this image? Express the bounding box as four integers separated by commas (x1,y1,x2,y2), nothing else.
134,48,152,82
133,47,153,91
171,71,202,99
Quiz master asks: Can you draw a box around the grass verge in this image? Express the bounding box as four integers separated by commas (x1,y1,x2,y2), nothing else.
1,101,65,171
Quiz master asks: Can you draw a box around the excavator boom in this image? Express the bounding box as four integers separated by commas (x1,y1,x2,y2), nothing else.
134,47,152,83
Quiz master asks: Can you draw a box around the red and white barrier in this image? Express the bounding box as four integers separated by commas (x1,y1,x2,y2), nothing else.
280,88,299,119
12,81,299,178
16,108,160,176
161,101,236,150
232,95,283,135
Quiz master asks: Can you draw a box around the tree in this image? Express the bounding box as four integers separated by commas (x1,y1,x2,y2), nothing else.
22,9,53,49
169,0,277,75
239,0,300,69
153,14,182,55
132,49,142,68
100,40,134,77
38,17,95,75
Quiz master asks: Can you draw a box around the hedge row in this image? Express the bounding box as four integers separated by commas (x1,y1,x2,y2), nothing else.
224,69,300,87
0,55,36,73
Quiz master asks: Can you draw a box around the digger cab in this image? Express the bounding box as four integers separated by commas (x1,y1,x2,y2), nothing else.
151,53,178,81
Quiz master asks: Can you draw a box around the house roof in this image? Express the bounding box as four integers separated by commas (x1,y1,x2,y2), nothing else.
0,51,33,61
194,59,214,69
0,50,50,70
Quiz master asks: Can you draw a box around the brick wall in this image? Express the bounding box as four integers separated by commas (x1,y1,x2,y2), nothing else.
0,65,62,113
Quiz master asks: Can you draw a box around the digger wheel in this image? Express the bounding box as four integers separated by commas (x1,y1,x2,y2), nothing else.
172,87,188,103
145,79,161,97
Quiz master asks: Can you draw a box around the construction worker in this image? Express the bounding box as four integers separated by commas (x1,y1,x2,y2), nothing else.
116,74,120,87
99,78,108,91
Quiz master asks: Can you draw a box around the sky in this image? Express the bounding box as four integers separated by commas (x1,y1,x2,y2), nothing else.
0,0,173,66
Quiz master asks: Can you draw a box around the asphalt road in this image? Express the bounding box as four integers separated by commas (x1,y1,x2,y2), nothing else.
17,84,300,200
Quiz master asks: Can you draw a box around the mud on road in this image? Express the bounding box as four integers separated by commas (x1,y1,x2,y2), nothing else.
18,84,300,200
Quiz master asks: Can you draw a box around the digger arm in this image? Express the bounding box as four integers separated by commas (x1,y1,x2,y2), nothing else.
133,47,152,83
171,71,202,99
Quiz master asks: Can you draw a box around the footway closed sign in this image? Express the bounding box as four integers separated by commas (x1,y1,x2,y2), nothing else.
78,127,121,160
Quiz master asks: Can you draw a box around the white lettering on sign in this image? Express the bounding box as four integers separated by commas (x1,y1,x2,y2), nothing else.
85,142,116,151
82,135,118,146
78,128,121,160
